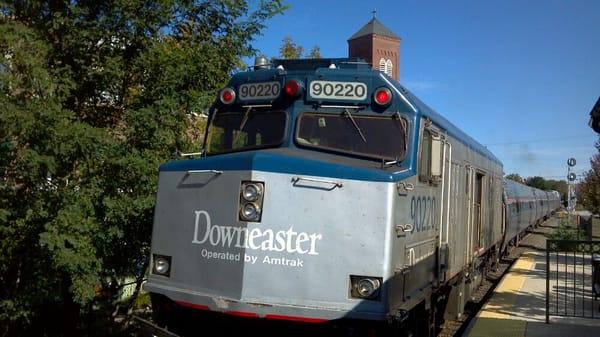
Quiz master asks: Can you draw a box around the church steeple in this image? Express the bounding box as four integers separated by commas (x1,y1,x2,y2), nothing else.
348,18,401,81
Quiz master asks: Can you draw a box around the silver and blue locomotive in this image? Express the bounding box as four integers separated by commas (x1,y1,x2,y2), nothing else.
144,58,560,335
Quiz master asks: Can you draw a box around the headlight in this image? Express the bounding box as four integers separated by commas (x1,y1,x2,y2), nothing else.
239,181,264,222
240,202,260,221
153,254,171,276
242,183,262,202
350,276,382,300
356,278,380,298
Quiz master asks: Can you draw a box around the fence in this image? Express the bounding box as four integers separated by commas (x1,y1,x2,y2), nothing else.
546,239,600,323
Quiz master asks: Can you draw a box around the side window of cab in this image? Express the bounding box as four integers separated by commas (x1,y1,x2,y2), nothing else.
418,127,443,185
419,129,432,182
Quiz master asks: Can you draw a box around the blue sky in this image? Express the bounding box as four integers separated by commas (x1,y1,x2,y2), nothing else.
248,0,600,181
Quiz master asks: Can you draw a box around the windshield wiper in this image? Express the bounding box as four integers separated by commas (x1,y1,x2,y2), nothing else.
344,108,367,143
238,106,253,131
232,106,253,146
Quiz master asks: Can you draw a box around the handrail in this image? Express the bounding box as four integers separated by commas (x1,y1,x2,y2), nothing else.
186,170,223,175
291,176,343,189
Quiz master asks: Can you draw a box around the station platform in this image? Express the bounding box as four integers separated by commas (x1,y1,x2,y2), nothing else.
463,250,600,337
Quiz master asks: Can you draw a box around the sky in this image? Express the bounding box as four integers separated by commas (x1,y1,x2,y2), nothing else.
247,0,600,181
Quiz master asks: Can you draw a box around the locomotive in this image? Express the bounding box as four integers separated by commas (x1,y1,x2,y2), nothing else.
144,57,561,336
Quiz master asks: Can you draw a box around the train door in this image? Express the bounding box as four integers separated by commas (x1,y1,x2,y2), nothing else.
472,172,484,253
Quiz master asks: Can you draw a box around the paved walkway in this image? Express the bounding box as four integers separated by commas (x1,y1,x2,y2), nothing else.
463,222,600,337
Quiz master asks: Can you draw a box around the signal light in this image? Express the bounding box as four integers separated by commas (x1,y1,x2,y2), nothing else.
283,80,302,97
219,87,236,105
373,87,392,106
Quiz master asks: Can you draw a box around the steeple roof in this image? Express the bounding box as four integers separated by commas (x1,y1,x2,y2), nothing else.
348,17,400,41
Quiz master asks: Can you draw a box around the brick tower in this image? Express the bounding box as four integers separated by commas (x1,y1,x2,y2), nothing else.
348,17,401,81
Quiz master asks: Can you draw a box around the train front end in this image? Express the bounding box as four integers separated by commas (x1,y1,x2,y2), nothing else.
144,58,420,330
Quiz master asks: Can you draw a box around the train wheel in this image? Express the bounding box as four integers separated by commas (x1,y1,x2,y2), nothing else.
411,302,434,337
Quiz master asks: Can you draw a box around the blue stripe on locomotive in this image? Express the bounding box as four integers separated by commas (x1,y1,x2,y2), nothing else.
161,151,416,182
161,59,502,180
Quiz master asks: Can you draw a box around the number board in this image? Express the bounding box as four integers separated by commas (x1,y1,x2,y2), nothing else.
308,80,368,101
238,82,281,101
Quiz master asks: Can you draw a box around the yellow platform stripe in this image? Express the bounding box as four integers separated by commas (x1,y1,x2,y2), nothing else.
465,253,537,337
479,253,536,319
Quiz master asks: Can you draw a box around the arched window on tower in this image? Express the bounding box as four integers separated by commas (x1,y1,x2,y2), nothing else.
379,58,387,73
379,58,393,77
385,59,393,77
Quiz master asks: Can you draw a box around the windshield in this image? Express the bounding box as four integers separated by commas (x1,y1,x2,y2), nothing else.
296,112,408,160
206,110,287,155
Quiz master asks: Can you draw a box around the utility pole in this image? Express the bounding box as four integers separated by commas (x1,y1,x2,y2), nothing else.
567,158,576,229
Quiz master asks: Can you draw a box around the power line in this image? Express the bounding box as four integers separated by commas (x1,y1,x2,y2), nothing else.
485,135,597,146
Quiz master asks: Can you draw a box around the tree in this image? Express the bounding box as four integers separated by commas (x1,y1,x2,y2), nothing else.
506,174,567,202
525,176,548,190
505,173,524,183
546,179,568,203
279,36,304,59
307,45,322,59
579,144,600,214
0,1,285,335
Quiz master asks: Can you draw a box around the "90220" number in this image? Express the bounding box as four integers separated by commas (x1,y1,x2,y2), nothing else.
309,81,367,101
239,82,280,100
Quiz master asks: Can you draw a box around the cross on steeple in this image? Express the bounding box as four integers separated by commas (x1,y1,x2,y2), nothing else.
372,9,376,18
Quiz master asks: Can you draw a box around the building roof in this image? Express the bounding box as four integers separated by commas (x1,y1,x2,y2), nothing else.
348,18,400,41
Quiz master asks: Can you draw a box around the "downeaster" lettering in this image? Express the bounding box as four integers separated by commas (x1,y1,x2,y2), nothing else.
191,210,322,255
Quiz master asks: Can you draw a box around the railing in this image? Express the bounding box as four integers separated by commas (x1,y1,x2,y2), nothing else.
546,240,600,323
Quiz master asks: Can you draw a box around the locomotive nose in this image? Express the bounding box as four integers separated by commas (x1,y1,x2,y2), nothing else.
147,151,393,320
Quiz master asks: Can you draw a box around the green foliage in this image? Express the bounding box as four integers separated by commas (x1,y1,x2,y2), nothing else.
520,175,568,202
307,45,322,59
525,176,547,190
132,291,152,311
549,219,578,241
505,173,524,183
279,36,304,59
579,152,600,215
278,37,322,59
0,1,285,335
